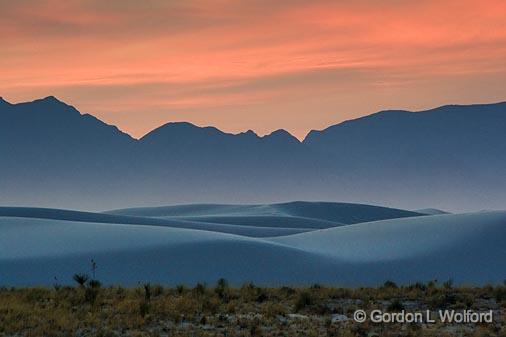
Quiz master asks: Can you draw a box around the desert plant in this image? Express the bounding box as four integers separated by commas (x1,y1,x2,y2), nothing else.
139,300,150,318
215,278,229,299
383,280,398,289
193,283,206,296
53,276,61,291
143,283,151,302
443,278,454,289
81,278,101,305
494,286,506,302
388,299,405,311
295,291,313,312
88,279,102,289
176,284,186,295
256,289,268,303
152,284,163,297
91,259,98,279
85,286,99,305
73,273,89,287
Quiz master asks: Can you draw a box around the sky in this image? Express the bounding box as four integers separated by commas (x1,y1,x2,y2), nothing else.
1,0,506,139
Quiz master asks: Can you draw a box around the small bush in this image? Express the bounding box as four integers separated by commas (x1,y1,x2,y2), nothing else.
139,301,150,318
443,278,454,290
176,284,186,295
88,279,101,289
193,283,206,296
494,286,506,302
143,283,151,302
295,291,313,312
214,278,229,299
383,280,398,289
85,287,99,305
388,299,404,311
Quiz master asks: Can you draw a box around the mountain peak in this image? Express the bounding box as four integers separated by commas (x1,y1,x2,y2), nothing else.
238,129,258,137
35,96,66,105
140,121,225,144
264,129,300,144
160,121,200,129
0,97,12,106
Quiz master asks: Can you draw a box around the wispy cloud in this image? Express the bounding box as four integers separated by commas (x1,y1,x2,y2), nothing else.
1,0,506,138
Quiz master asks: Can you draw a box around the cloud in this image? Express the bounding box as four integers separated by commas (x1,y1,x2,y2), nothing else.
1,0,506,138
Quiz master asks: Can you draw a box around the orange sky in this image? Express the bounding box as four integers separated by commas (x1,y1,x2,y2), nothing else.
1,0,506,139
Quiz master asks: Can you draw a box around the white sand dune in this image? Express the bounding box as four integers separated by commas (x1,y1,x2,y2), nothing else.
1,207,504,287
0,207,311,237
415,208,450,215
272,211,506,261
108,201,424,224
0,217,339,286
165,215,344,229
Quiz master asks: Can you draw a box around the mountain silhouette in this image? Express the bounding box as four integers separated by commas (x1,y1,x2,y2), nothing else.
1,96,506,211
304,102,506,210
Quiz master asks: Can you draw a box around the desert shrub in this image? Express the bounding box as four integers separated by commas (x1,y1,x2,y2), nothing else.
383,280,398,289
174,296,201,318
23,288,51,304
139,300,150,318
214,278,229,300
481,284,494,298
115,286,126,297
193,283,206,296
240,282,257,300
152,284,164,297
143,283,151,302
73,273,89,287
330,287,352,299
494,286,506,303
176,284,186,295
427,280,438,289
387,299,404,311
295,291,313,312
226,300,237,314
262,301,286,318
202,296,221,314
428,293,457,309
84,287,99,305
280,286,296,296
88,279,101,289
454,292,474,308
81,279,101,305
443,278,454,289
238,282,268,303
255,289,268,303
409,282,427,292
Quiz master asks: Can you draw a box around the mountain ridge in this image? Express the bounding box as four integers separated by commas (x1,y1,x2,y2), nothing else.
2,96,506,211
3,95,506,141
0,95,506,143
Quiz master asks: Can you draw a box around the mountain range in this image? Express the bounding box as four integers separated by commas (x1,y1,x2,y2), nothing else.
1,96,506,211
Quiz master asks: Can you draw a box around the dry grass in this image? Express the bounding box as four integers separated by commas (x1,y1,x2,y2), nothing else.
0,281,504,337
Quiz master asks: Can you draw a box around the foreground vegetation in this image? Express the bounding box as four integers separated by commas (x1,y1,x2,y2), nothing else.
0,279,504,337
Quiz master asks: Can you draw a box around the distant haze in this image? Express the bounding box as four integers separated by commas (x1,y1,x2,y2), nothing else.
2,97,506,212
1,0,506,139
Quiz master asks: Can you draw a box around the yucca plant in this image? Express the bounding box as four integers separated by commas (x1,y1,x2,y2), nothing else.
72,273,89,287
